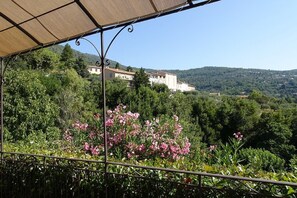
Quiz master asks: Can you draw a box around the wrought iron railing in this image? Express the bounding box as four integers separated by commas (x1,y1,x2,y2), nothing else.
0,152,296,198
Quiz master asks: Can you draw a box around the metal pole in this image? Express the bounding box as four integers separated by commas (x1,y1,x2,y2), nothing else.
0,58,4,153
198,175,202,198
100,31,108,197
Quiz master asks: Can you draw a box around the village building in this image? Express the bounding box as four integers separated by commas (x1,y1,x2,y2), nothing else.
88,66,195,92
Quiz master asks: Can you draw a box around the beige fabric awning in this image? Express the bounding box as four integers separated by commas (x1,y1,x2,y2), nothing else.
0,0,220,58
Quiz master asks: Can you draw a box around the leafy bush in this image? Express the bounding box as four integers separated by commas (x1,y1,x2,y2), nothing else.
4,70,59,141
64,105,191,160
289,155,297,173
207,132,244,167
239,148,285,172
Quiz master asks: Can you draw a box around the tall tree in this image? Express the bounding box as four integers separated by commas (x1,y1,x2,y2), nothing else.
60,44,74,69
126,66,133,72
115,62,120,69
4,70,59,141
74,55,90,78
132,68,150,90
252,111,296,160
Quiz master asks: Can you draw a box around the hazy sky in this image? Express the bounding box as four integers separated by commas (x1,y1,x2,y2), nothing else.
67,0,297,71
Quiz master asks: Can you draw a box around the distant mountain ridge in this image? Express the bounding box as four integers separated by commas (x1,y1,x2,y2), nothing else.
166,67,297,97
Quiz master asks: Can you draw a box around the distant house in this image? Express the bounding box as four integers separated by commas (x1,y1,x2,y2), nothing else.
176,82,196,92
88,65,101,75
209,92,221,96
88,66,135,81
149,71,177,91
88,66,195,92
105,67,135,81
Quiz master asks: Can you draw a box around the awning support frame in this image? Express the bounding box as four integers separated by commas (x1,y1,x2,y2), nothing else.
75,23,134,197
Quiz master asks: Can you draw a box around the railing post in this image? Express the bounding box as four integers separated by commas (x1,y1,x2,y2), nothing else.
0,57,4,154
100,31,109,198
198,175,202,198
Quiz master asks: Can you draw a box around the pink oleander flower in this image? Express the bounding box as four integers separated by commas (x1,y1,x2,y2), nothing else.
172,153,179,160
233,132,243,141
90,146,100,155
169,144,178,154
145,120,151,126
149,141,159,152
107,110,113,116
133,113,140,119
127,152,132,159
112,134,122,145
181,139,191,154
138,144,146,152
80,123,88,131
72,121,88,131
84,142,90,151
174,124,183,137
160,142,168,151
106,118,114,127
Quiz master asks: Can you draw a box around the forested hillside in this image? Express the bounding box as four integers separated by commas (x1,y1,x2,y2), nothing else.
167,67,297,98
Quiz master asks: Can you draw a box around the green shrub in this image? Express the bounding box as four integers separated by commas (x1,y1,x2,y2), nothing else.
289,155,297,173
239,148,285,172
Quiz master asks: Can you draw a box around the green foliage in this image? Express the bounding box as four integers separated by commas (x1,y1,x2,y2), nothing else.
26,49,59,70
170,92,193,121
210,134,244,167
60,44,75,69
252,111,296,160
4,70,59,141
239,148,285,172
73,55,90,78
55,69,96,130
192,96,220,144
289,155,297,173
167,66,297,98
132,68,150,90
151,83,169,93
106,78,129,109
9,49,59,70
60,44,74,62
115,62,120,69
126,66,133,72
128,86,159,120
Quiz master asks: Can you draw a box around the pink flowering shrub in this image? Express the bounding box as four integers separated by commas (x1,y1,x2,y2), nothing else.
64,105,191,160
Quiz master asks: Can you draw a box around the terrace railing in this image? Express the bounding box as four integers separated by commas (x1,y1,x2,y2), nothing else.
0,151,296,198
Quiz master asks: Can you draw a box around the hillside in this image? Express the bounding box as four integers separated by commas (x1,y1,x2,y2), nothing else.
166,67,297,97
48,45,297,98
48,45,124,68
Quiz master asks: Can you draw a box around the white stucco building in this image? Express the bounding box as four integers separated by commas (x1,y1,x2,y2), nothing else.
88,66,195,92
149,71,177,91
88,66,135,81
88,65,101,75
176,82,196,92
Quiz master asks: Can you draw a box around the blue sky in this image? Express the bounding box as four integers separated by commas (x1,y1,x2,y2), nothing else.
67,0,297,71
